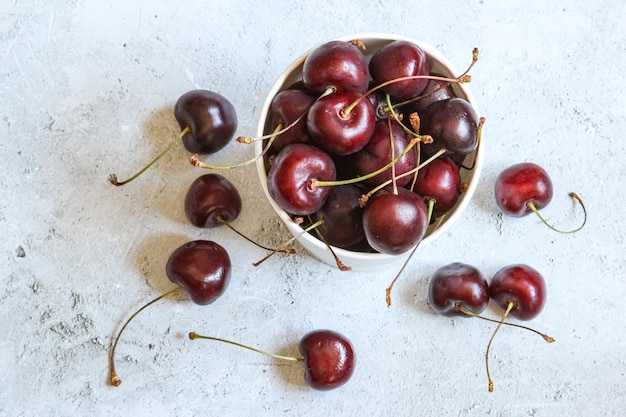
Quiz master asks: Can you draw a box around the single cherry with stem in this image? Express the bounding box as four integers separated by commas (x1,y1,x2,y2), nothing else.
485,263,549,392
188,329,355,391
109,89,237,186
428,262,490,316
494,162,587,233
109,240,231,387
184,173,295,255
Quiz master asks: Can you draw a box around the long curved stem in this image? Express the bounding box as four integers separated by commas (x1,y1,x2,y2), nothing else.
457,305,555,343
313,138,421,188
109,286,183,386
215,215,296,255
189,332,304,362
527,192,587,234
253,218,326,267
109,126,190,186
486,300,514,393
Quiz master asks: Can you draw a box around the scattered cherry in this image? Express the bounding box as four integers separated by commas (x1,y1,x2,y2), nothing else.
188,329,355,391
485,263,549,392
109,89,237,186
428,262,489,316
494,162,587,233
109,240,231,387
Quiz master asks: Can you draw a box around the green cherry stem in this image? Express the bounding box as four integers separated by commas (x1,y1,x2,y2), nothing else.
527,192,587,234
189,332,304,362
214,215,296,255
312,138,423,188
456,304,555,343
252,218,326,267
109,286,183,387
109,126,191,186
486,300,515,393
384,200,434,308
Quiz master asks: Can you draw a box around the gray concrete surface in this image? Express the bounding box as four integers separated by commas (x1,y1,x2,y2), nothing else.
1,1,625,416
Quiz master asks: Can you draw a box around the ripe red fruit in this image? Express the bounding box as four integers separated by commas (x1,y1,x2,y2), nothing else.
299,329,356,391
494,162,553,217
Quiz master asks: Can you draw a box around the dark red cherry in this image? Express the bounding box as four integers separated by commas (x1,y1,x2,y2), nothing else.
267,143,336,215
489,264,546,321
413,156,461,216
404,74,455,114
175,90,238,154
494,162,553,217
184,174,242,228
313,184,365,249
420,97,478,156
268,89,315,151
299,329,356,391
428,262,489,316
109,239,231,386
362,187,429,255
302,40,370,94
306,91,376,156
166,240,232,306
369,40,430,101
349,119,418,188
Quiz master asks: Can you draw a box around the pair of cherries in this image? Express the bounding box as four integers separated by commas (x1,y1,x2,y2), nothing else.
428,262,553,392
108,169,355,391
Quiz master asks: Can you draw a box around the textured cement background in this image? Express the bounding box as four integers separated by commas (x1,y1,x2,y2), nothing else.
1,1,625,416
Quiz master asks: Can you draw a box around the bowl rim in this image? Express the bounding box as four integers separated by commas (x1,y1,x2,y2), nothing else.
254,33,484,267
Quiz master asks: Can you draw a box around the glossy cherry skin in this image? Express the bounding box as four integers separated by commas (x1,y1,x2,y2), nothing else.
369,40,430,101
494,162,554,217
299,329,356,391
362,187,429,255
313,184,365,248
349,119,418,188
413,157,461,215
166,240,231,306
420,97,478,156
489,264,546,321
267,143,336,216
184,174,242,228
428,262,489,316
302,40,369,94
306,91,375,156
269,89,315,151
174,90,238,154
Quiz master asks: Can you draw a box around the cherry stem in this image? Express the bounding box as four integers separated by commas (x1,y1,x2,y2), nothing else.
384,203,432,308
456,305,555,343
527,192,587,234
188,332,304,362
215,214,296,255
486,300,514,393
108,126,190,186
313,138,422,188
235,86,336,144
252,218,326,267
360,148,447,207
308,216,351,271
344,45,478,117
109,286,183,387
191,122,284,170
343,73,472,117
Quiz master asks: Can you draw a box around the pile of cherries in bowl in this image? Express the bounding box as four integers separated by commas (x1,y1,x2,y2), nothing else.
255,33,483,271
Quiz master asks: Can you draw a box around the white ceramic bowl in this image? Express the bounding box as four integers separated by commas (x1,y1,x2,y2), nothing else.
255,33,483,270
